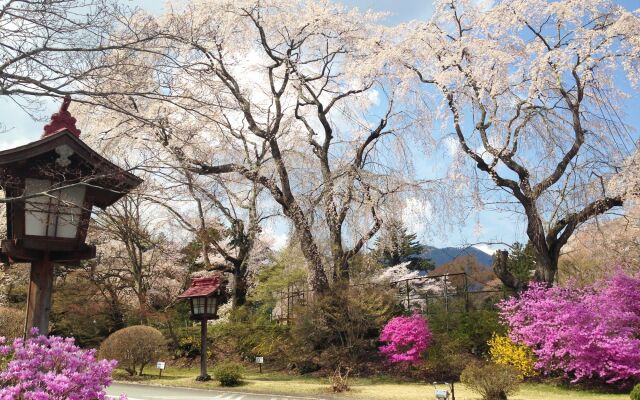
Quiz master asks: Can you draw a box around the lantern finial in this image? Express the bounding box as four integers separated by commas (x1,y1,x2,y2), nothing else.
43,95,81,138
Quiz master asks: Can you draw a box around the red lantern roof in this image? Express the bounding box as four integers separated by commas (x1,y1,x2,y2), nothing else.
177,276,223,299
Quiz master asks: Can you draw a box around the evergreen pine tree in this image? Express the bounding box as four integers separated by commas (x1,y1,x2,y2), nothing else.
373,219,434,271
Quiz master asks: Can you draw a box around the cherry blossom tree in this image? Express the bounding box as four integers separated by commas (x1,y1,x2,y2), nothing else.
82,0,428,293
399,0,640,287
0,0,163,105
89,186,185,323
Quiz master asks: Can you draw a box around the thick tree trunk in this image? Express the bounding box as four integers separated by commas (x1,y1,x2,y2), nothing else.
136,292,149,324
231,267,247,308
532,252,558,286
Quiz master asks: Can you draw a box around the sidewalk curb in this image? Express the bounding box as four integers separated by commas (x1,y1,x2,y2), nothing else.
111,380,335,400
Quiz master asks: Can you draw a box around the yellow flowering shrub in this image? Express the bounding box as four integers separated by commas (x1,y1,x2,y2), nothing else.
488,334,538,378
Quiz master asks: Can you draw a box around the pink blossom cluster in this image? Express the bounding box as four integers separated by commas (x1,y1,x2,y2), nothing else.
379,313,431,363
498,273,640,384
0,329,123,400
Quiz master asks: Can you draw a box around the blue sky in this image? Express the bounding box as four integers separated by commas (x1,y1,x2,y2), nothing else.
1,0,638,252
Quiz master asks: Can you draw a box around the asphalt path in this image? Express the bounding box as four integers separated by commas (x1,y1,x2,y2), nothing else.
107,383,326,400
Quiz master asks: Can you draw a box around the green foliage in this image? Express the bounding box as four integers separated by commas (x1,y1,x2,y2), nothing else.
99,325,167,376
460,362,522,400
373,219,433,271
250,245,307,308
218,306,291,363
290,284,399,372
0,306,23,341
173,326,202,359
420,307,503,381
212,361,244,386
507,242,535,285
427,305,503,355
630,383,640,400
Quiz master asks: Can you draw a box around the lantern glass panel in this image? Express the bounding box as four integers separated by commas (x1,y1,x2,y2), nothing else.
24,178,86,239
192,297,206,315
206,296,217,314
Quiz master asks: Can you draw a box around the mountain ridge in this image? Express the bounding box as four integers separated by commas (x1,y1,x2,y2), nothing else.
408,245,494,268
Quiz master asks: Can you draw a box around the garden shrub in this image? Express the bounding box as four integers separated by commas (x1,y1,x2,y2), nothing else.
420,336,475,381
289,284,398,372
499,272,640,384
427,305,503,355
0,331,122,399
379,313,431,363
219,306,291,364
488,334,537,378
99,325,166,376
0,306,23,341
212,361,244,386
460,362,522,400
630,383,640,400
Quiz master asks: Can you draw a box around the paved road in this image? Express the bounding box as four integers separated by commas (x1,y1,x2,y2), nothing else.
107,383,324,400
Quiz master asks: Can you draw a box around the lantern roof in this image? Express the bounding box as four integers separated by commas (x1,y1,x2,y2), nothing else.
178,276,223,299
0,130,142,209
42,95,81,138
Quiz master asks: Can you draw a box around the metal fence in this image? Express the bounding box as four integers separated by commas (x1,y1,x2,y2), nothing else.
271,273,513,324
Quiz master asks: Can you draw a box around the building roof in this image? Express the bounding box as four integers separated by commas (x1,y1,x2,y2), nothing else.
177,276,223,299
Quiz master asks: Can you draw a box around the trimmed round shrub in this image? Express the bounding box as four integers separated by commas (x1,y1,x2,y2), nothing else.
0,306,23,340
460,362,522,400
212,361,244,386
99,325,166,376
631,383,640,400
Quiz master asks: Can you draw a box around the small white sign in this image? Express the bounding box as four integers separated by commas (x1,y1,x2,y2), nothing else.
255,357,264,364
156,361,166,370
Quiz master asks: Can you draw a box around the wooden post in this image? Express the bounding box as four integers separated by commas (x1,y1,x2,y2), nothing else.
405,280,410,309
196,296,210,382
464,273,470,312
443,275,450,332
197,315,210,381
25,259,54,336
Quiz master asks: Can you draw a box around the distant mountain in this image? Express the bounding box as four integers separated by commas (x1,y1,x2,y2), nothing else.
409,245,494,268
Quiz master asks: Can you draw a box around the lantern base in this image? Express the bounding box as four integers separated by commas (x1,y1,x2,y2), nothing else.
195,374,211,382
1,239,95,264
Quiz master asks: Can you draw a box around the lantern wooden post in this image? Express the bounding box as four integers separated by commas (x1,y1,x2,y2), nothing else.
199,303,209,381
25,258,55,335
177,275,227,382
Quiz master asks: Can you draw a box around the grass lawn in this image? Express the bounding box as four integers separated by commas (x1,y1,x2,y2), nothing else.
113,366,628,400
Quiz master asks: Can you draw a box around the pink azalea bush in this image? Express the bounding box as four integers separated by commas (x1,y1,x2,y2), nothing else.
379,313,431,363
0,329,123,400
498,272,640,384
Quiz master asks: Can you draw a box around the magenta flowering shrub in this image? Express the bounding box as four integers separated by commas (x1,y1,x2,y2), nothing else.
379,313,431,363
0,329,123,400
498,273,640,384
